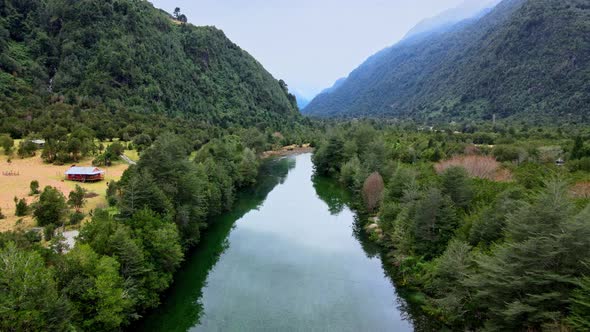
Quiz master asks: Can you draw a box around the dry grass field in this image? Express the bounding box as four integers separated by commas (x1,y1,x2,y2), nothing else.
0,153,129,232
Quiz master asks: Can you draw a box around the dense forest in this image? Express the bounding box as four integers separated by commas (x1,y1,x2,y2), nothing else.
0,129,322,330
312,120,590,331
0,0,316,330
0,0,300,131
304,0,590,123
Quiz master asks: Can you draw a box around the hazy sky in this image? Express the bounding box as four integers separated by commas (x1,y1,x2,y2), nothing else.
149,0,466,99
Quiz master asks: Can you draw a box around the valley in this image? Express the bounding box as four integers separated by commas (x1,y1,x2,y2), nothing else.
1,0,590,331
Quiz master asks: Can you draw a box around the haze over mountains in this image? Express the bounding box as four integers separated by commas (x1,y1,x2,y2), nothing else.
303,0,590,123
404,0,501,40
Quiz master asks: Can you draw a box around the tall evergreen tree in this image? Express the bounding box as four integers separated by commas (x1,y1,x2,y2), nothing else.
412,188,459,259
467,182,590,330
441,166,473,211
569,276,590,331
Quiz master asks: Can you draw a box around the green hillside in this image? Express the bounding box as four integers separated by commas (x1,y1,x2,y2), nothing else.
0,0,299,134
304,0,590,123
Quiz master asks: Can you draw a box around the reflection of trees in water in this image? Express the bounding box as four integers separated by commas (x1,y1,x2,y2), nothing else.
247,156,295,203
313,174,382,259
312,174,350,215
133,157,295,332
352,214,381,259
313,172,442,332
379,251,445,332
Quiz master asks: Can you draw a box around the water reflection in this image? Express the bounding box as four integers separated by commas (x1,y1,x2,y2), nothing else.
136,154,414,332
311,175,349,215
134,157,295,331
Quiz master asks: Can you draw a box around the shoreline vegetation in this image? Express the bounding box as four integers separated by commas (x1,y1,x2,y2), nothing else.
311,121,590,331
1,131,318,331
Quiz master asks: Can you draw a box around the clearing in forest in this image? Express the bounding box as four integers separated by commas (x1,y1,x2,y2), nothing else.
0,154,128,232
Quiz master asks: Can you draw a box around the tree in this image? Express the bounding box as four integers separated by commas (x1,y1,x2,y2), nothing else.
412,188,459,259
340,156,363,191
173,7,181,19
15,198,28,216
119,170,172,218
238,148,258,187
468,188,523,246
569,276,590,331
441,166,473,210
34,186,68,227
362,172,384,212
30,180,40,195
0,243,72,331
384,166,417,201
129,210,183,274
0,134,13,155
466,181,590,330
17,140,37,158
67,137,82,161
58,244,132,331
132,133,152,152
106,142,125,159
68,185,87,212
427,241,475,327
571,136,585,160
313,134,345,175
362,137,386,173
78,210,158,311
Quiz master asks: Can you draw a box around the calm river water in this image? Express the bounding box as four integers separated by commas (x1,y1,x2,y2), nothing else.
136,153,415,332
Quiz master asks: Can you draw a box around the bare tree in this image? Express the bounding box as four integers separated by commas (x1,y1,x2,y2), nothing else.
362,172,384,212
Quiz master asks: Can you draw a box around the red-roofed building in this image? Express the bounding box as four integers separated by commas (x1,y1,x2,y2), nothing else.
65,166,105,182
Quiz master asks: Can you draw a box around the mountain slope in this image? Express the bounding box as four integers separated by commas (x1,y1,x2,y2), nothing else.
0,0,299,128
404,0,501,40
304,0,590,123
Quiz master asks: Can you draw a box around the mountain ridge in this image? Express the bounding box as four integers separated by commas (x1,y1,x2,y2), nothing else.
303,0,590,123
303,0,502,115
0,0,299,132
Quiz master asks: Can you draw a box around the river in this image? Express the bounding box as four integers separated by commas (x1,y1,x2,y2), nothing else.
136,153,415,332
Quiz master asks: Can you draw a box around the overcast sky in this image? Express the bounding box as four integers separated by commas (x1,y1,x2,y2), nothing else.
149,0,468,99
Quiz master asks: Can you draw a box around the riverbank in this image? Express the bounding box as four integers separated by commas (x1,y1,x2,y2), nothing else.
134,154,414,331
261,144,313,158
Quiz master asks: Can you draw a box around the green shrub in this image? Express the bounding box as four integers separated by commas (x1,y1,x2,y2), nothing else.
15,198,28,217
69,211,85,225
44,224,56,241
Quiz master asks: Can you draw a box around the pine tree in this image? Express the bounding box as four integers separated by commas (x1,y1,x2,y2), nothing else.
441,166,473,210
467,181,590,330
569,276,590,330
412,188,459,259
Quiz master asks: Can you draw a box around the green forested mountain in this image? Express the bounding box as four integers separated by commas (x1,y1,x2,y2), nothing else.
304,0,590,123
0,0,299,132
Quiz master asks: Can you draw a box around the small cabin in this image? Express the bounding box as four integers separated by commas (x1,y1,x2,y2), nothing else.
556,158,565,167
65,166,105,182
